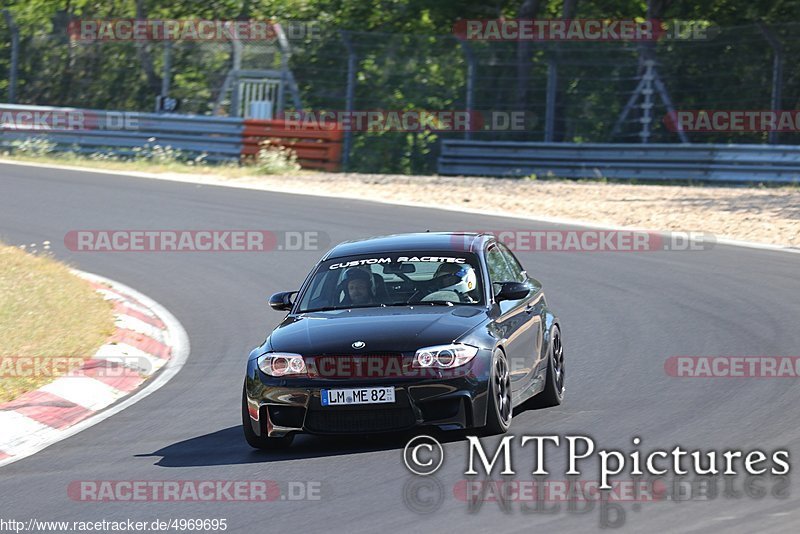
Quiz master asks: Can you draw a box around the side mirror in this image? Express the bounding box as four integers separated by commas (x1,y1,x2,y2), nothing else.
495,281,530,302
268,291,296,311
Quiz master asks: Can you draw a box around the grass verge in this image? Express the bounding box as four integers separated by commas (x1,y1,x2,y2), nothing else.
0,244,115,403
2,137,302,177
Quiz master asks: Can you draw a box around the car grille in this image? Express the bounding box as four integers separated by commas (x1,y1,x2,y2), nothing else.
305,407,416,433
307,353,410,379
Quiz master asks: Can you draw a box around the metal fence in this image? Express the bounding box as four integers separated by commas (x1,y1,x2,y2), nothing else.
1,19,799,175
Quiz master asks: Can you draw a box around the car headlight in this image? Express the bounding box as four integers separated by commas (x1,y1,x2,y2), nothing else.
413,343,479,369
257,352,307,377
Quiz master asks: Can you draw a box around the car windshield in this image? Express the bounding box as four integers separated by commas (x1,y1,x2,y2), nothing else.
296,252,484,312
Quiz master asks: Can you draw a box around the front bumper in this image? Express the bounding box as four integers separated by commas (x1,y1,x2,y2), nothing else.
244,355,491,437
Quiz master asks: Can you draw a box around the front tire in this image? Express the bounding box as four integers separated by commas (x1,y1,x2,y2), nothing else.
530,324,564,408
242,385,294,450
481,348,512,435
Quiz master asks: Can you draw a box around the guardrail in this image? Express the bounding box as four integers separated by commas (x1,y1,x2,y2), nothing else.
438,140,800,183
0,104,343,170
0,104,243,162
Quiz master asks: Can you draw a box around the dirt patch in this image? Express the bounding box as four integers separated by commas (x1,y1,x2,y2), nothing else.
211,172,800,247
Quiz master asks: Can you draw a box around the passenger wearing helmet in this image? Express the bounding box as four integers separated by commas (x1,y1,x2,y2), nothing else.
424,263,480,303
342,268,377,306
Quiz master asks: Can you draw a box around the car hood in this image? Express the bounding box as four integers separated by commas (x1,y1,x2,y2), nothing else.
267,306,487,354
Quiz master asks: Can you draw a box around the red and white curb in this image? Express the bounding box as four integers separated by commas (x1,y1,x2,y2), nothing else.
0,271,189,468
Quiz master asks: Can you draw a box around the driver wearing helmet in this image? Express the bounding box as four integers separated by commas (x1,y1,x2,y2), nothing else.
342,268,377,306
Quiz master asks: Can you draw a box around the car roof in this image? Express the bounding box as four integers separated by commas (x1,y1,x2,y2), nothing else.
323,232,492,260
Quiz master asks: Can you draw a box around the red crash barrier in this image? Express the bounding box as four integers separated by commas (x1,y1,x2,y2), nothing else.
242,119,344,172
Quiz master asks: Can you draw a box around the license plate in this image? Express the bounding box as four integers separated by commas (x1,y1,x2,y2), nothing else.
321,387,395,406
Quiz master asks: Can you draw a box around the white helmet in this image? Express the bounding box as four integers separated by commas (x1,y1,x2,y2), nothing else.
437,264,478,295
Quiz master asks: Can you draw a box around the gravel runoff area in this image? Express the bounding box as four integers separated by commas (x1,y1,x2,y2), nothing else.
164,171,800,248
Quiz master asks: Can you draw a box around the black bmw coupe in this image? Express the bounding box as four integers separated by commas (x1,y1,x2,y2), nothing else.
243,232,564,448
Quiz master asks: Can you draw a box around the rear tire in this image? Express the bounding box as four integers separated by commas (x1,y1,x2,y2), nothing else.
242,385,294,450
481,349,512,435
529,325,564,408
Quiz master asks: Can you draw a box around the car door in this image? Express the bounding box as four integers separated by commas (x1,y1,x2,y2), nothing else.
485,243,538,397
497,243,545,391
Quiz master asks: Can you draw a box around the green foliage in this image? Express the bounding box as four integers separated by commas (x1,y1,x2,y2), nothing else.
131,139,208,164
253,140,301,174
7,137,57,156
0,0,796,174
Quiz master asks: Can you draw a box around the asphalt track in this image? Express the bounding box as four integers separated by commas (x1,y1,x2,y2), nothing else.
1,162,799,533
